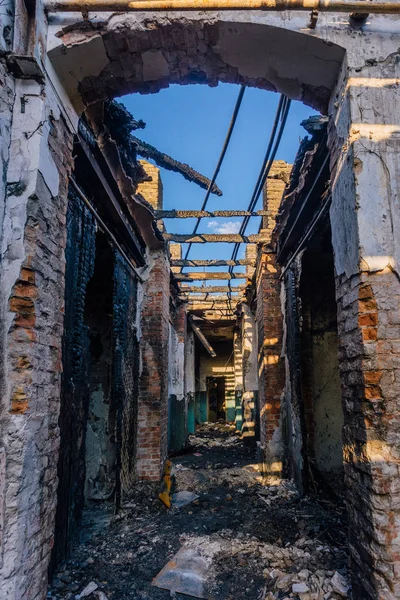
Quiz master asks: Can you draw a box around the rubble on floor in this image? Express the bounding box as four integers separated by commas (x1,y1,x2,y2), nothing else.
48,423,350,600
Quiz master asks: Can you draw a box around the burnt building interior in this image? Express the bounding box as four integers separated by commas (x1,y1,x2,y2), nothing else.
1,4,400,600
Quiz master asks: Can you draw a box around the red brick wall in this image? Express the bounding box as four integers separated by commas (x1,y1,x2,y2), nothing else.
1,97,74,599
336,269,400,599
136,249,170,480
256,161,291,472
256,252,285,456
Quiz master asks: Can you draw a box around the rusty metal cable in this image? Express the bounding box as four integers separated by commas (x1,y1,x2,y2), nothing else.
228,95,291,300
182,84,246,269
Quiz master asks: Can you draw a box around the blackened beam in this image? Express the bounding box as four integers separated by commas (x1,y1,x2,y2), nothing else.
155,210,268,219
164,233,267,243
189,317,217,358
189,306,236,313
70,179,144,283
186,295,241,301
133,137,222,196
171,259,254,267
77,134,145,265
183,272,246,280
180,285,245,293
173,274,193,282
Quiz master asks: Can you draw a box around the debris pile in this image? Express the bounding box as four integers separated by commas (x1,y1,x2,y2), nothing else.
48,423,349,600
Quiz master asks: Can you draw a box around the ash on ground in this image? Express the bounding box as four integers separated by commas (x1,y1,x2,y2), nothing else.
48,422,350,600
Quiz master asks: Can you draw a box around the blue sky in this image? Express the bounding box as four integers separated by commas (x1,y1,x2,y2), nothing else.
121,84,316,287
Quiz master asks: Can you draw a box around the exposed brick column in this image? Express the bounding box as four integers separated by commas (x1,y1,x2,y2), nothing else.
0,79,74,599
256,161,292,475
328,56,400,599
136,249,170,481
256,250,285,472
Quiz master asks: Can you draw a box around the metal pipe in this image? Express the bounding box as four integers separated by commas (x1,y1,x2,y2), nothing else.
70,178,144,283
44,0,400,13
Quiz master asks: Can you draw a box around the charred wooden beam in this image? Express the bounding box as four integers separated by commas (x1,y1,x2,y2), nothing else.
182,272,246,281
172,274,193,282
189,317,217,357
155,210,268,219
186,295,240,302
171,259,253,267
188,305,236,313
132,137,222,196
180,285,245,293
164,233,267,243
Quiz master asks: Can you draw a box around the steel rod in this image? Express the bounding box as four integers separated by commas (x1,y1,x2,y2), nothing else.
44,0,399,13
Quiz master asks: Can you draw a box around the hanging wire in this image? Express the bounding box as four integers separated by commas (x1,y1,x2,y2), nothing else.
181,85,246,270
227,95,292,303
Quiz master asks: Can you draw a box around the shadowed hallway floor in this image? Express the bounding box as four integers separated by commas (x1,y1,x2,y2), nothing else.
48,424,349,600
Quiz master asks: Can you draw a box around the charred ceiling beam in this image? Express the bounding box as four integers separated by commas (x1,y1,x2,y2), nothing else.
156,210,267,219
186,295,241,302
182,272,246,281
132,137,222,196
173,274,194,282
189,316,217,358
276,131,330,264
180,285,245,293
164,233,267,243
171,259,253,267
74,132,146,266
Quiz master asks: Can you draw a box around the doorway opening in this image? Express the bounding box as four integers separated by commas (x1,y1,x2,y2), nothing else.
299,224,344,496
207,376,226,422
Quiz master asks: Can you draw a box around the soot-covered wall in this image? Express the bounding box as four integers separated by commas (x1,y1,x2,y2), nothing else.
53,187,140,567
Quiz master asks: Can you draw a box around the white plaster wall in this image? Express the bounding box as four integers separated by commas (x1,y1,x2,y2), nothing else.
168,322,185,399
185,330,195,396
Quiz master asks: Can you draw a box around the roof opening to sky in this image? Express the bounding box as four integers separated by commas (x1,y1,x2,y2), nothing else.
121,84,317,287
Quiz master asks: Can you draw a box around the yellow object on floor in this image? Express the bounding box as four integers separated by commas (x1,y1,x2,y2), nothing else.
159,459,174,508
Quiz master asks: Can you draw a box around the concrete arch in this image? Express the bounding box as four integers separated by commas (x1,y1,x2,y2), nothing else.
47,13,346,114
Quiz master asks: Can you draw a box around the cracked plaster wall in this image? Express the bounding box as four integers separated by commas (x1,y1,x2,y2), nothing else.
0,71,74,599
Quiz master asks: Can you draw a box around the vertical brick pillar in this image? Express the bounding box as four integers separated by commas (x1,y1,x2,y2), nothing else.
0,79,74,599
136,160,163,210
328,55,400,599
256,161,292,474
136,249,170,481
256,251,285,471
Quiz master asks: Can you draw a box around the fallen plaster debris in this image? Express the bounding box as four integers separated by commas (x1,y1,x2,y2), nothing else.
172,490,200,509
75,581,98,598
92,592,109,600
152,545,214,599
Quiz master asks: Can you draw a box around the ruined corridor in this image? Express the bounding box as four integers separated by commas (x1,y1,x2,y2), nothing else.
0,2,400,600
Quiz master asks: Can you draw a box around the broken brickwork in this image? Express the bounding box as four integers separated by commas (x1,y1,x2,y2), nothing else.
136,249,170,481
0,85,74,599
256,162,292,475
137,160,164,210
